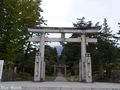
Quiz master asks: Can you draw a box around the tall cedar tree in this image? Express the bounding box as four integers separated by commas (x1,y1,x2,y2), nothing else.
95,18,119,76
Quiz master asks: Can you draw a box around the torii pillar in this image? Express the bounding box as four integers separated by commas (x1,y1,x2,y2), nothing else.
39,32,45,81
79,33,97,82
34,32,45,82
80,33,86,82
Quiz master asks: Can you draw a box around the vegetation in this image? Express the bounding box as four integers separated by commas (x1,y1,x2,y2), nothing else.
45,45,58,75
0,0,44,69
92,18,119,78
60,17,120,82
45,75,56,81
14,72,33,81
64,75,71,82
14,72,56,81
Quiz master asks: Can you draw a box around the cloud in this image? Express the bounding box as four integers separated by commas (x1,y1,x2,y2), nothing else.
41,0,120,46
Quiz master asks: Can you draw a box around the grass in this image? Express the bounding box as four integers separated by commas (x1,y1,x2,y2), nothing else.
64,75,71,82
64,75,79,82
92,74,110,82
14,72,82,82
14,72,57,81
45,75,56,81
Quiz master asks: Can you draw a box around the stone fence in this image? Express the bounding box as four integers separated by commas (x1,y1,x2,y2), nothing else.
111,70,120,83
2,69,14,81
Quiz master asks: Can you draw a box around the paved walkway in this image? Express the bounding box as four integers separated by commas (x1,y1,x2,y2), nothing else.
0,73,120,90
0,81,120,89
54,73,67,82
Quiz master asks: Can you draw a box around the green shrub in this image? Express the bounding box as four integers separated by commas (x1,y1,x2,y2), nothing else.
14,72,33,81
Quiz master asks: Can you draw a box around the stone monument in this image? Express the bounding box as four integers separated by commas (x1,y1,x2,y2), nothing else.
0,60,4,82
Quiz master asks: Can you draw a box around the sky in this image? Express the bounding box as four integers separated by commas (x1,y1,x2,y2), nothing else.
41,0,120,47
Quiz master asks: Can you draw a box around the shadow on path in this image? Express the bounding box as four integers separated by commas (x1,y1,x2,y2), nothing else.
54,73,67,82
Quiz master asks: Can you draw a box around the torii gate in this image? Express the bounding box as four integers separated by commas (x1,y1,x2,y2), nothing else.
27,26,100,82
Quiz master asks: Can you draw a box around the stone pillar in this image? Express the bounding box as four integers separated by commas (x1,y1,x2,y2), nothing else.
34,52,41,81
79,59,82,81
64,65,66,76
54,65,56,75
39,32,45,81
85,53,92,82
43,61,45,81
0,60,4,82
81,33,86,81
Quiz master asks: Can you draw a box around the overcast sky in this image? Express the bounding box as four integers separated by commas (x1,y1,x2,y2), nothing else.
41,0,120,47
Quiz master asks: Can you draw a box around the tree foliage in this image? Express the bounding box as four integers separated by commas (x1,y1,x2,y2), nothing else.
0,0,43,68
45,45,58,75
93,19,119,76
60,17,120,80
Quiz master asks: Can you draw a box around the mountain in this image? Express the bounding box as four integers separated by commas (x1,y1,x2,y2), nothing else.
55,46,63,55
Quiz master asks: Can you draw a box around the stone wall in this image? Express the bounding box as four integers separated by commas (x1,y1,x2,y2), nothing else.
111,70,120,83
2,69,14,81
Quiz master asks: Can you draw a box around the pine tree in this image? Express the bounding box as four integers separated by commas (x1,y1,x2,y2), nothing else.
93,18,119,77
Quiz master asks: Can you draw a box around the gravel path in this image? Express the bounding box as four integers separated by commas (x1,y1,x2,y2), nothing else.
54,73,67,82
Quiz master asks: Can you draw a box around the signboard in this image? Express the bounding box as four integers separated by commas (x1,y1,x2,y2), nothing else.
0,60,4,81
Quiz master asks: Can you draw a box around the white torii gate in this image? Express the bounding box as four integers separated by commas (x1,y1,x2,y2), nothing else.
27,26,100,82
